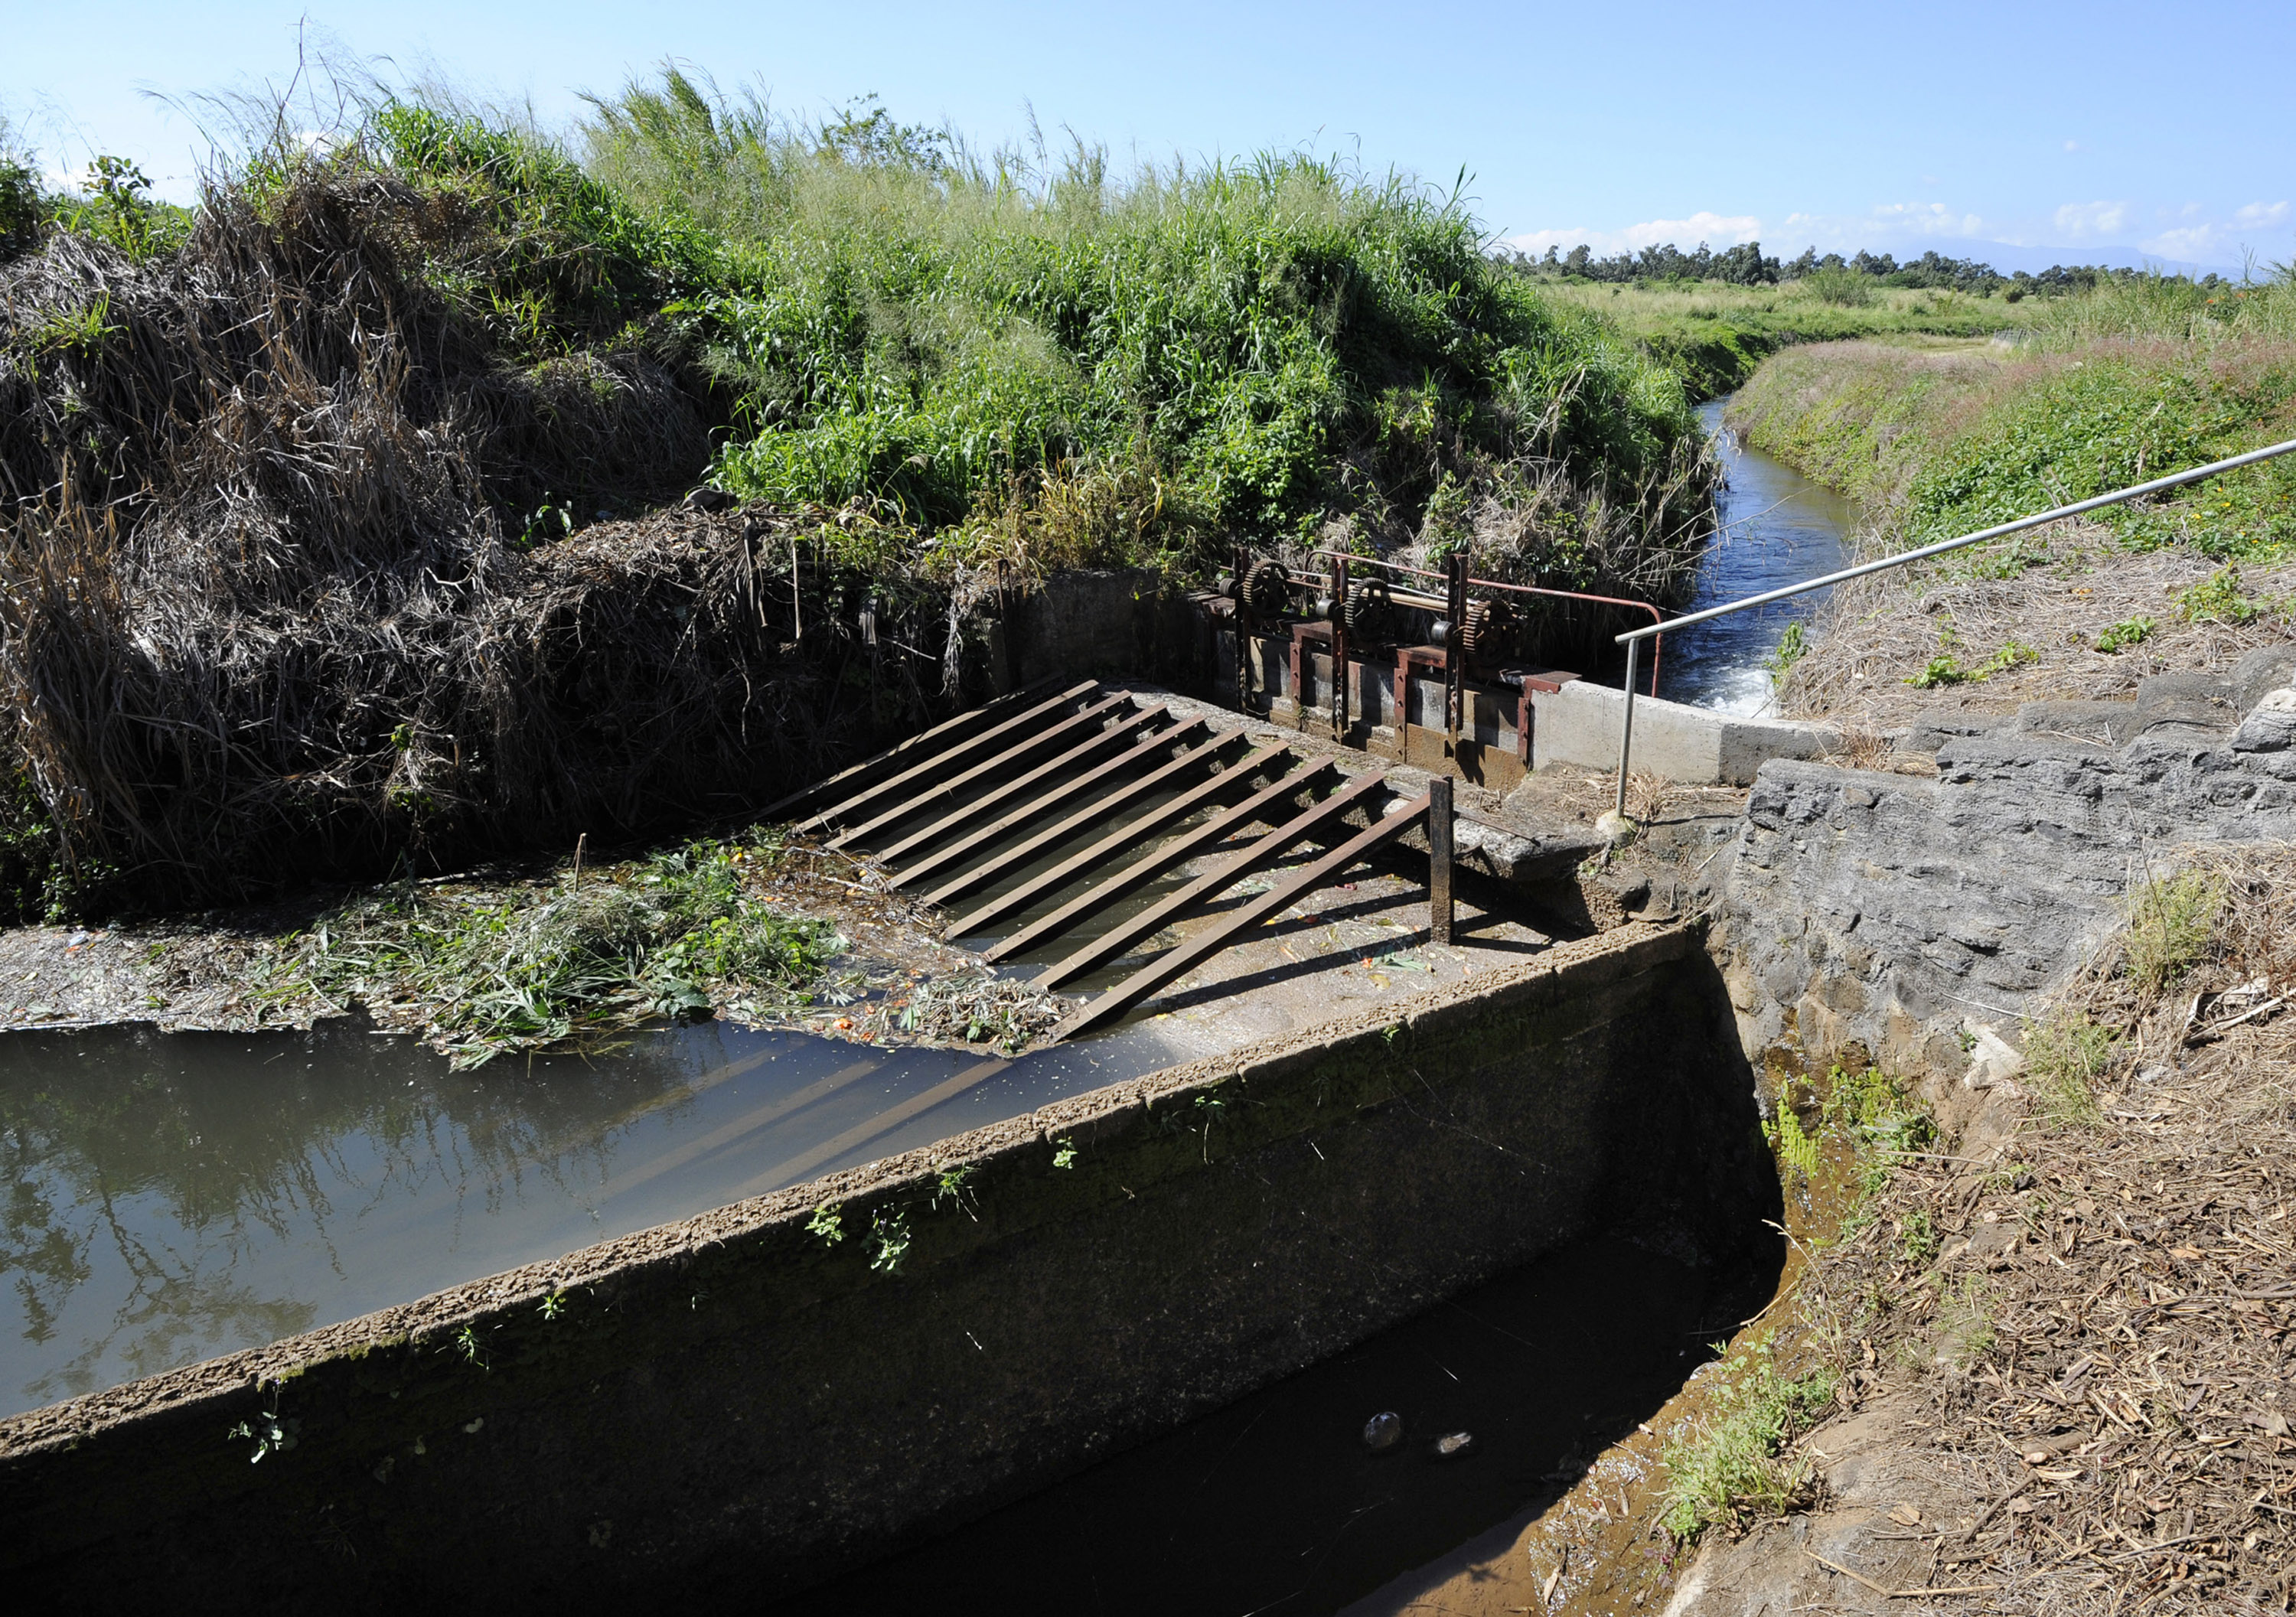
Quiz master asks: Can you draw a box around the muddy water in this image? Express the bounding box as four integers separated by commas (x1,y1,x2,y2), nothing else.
0,1013,1175,1417
780,1231,1778,1615
1600,397,1861,715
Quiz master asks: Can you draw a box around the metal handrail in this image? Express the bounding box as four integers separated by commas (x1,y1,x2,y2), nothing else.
1604,435,2296,818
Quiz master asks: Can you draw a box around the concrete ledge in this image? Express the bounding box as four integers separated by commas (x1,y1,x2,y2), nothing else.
1528,680,1834,785
0,924,1770,1610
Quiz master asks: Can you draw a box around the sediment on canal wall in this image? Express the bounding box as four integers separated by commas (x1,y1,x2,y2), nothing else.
0,921,1776,1611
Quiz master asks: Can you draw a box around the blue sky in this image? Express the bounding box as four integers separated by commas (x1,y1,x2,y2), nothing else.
7,1,2290,272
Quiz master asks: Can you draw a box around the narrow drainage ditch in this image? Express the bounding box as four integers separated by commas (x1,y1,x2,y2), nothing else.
777,1227,1782,1616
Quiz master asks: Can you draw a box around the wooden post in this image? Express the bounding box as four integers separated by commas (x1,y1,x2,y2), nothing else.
1428,774,1453,945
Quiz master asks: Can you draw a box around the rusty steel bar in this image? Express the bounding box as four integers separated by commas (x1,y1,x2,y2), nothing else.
941,739,1285,937
758,675,1065,824
1445,553,1465,745
829,690,1127,850
885,714,1207,893
800,680,1096,831
1052,791,1433,1042
1032,769,1389,993
919,727,1250,914
986,755,1335,967
869,698,1163,866
1429,774,1453,946
1332,553,1349,739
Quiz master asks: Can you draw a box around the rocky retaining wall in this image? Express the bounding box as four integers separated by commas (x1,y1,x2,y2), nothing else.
1711,650,2296,1078
0,924,1771,1612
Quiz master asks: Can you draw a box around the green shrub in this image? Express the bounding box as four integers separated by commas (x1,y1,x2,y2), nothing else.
2094,615,2154,652
2122,869,2223,994
1661,1339,1835,1541
2022,1014,2116,1128
1805,266,1872,308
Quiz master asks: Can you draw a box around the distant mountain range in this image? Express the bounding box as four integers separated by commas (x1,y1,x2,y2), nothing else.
1883,239,2246,280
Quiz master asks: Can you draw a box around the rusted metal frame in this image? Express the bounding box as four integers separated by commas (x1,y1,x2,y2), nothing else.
918,725,1244,914
885,712,1202,892
828,690,1128,851
1032,768,1388,993
1467,574,1664,697
1428,775,1454,945
1313,548,1446,584
944,738,1284,939
865,694,1150,863
1052,790,1433,1042
800,680,1097,832
1234,544,1254,713
1332,553,1349,740
983,753,1332,966
1445,552,1466,747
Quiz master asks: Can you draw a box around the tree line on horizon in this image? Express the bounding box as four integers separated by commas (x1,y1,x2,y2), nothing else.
1498,238,2233,298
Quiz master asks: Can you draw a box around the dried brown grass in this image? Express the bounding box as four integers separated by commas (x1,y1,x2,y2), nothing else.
1779,523,2296,731
1785,846,2296,1613
0,169,905,911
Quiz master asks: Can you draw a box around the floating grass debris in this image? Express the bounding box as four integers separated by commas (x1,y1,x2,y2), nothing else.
268,833,841,1066
859,970,1067,1053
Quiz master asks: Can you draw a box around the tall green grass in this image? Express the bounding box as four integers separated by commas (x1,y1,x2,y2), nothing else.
556,69,1709,569
1729,269,2296,562
1534,278,2033,399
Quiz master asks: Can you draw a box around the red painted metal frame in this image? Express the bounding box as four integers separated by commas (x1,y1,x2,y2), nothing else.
1307,548,1665,698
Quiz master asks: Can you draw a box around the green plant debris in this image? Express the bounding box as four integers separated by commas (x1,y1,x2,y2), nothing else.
862,970,1065,1052
266,834,842,1066
806,1202,845,1245
1050,1137,1077,1170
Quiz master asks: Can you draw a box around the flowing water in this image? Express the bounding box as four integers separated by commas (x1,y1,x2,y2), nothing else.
1601,397,1861,713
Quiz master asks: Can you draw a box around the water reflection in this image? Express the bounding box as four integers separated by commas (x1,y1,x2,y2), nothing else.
0,1015,1172,1417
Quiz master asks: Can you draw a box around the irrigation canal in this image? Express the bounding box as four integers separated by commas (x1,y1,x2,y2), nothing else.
1610,396,1861,712
1,403,1821,1602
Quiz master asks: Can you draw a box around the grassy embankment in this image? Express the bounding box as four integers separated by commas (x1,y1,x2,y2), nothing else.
1723,275,2296,725
1534,277,2040,399
0,77,1721,1051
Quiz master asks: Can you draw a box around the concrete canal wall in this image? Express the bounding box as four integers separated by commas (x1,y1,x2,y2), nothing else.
0,923,1773,1612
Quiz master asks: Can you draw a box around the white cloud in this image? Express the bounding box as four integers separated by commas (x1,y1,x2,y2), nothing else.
2064,140,2081,153
2139,202,2291,265
1503,210,1763,258
2053,200,2129,238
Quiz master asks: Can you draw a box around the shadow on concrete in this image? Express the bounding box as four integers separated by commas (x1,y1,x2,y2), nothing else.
764,949,1783,1617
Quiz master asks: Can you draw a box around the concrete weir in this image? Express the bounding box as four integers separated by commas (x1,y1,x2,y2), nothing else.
0,923,1773,1610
